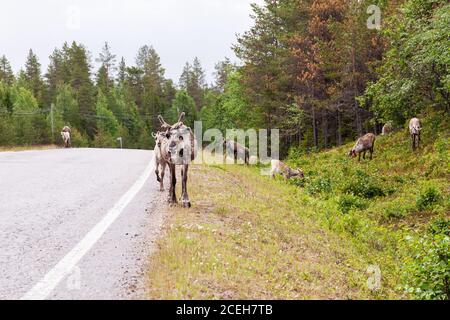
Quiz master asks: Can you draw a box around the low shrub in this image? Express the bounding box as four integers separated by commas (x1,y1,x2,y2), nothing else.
342,170,385,199
288,177,306,188
416,186,442,211
337,195,368,214
402,218,450,300
305,176,332,196
70,128,89,147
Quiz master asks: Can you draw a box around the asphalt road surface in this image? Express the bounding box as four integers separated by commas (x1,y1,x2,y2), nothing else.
0,148,165,300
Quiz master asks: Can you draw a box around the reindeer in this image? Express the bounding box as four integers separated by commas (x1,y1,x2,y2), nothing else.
382,122,393,136
270,160,304,180
151,132,167,192
157,113,198,208
348,133,376,161
409,118,422,151
223,140,250,165
61,126,71,148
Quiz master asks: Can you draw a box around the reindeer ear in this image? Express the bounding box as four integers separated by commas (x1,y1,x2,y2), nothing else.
151,132,157,139
177,112,186,123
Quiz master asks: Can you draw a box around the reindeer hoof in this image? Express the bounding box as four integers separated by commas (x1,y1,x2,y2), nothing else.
168,200,177,207
181,200,191,208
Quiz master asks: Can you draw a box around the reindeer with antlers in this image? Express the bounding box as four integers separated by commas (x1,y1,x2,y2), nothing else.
157,112,198,208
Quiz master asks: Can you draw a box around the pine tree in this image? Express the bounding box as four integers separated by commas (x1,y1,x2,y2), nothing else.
170,90,197,127
213,58,235,92
117,57,127,84
136,45,168,131
68,42,96,137
96,42,116,93
24,49,46,108
0,55,15,85
54,84,80,128
179,58,207,111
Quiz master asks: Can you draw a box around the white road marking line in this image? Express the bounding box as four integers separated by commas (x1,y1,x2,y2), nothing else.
21,155,156,300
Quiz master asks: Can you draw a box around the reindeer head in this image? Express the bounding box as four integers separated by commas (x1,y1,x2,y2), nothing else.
348,149,357,158
151,132,166,148
291,168,304,179
158,113,195,165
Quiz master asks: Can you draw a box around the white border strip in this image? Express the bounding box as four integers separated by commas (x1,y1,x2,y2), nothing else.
21,155,156,300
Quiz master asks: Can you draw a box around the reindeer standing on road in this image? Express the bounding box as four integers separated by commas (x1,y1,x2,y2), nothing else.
151,131,167,192
157,113,198,208
61,126,71,148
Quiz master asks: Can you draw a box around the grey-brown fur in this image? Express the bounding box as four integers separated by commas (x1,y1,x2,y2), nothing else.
382,123,393,135
61,126,71,148
151,132,167,191
157,112,198,208
348,133,376,161
270,160,304,179
409,118,422,151
223,140,250,165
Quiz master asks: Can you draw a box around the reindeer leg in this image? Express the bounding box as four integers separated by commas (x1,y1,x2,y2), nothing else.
168,164,177,205
180,164,191,208
160,162,166,191
155,162,161,183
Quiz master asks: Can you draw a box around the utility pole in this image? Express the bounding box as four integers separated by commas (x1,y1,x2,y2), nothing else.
50,103,55,142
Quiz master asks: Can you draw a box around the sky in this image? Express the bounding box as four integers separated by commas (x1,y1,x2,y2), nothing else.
0,0,263,84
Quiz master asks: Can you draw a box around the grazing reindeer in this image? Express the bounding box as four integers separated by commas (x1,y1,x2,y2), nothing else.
61,126,71,148
151,132,167,191
382,122,393,136
223,140,250,165
409,118,422,151
158,112,198,208
348,133,376,161
249,155,258,165
270,160,304,179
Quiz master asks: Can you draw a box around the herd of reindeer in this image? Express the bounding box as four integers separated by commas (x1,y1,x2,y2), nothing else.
59,114,423,208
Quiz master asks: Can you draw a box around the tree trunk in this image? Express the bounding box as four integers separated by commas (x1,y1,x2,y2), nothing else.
312,107,318,148
355,105,363,137
337,109,342,146
322,109,328,148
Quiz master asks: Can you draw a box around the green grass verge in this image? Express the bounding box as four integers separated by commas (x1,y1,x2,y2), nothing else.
147,114,449,300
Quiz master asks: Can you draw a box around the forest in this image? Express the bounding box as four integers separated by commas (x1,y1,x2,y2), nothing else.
0,0,449,153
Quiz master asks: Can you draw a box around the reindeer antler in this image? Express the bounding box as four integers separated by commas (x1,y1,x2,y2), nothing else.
177,112,186,124
158,115,171,130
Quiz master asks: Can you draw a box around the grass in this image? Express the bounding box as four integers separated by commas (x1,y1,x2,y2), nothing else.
0,144,58,152
146,114,449,300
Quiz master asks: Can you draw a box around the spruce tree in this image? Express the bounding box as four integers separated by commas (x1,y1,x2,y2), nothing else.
24,49,46,108
0,55,15,85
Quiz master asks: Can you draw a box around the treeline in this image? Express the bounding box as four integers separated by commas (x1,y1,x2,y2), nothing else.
202,0,449,155
1,0,448,152
0,42,227,148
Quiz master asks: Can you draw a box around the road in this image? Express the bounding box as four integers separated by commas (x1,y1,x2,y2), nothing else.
0,148,165,300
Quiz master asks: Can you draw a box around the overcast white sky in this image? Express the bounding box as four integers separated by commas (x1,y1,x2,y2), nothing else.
0,0,262,84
